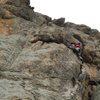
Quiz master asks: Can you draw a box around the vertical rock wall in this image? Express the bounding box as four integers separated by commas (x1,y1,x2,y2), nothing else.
0,0,100,100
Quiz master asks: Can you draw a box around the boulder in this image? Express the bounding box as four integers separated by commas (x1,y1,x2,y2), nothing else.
76,24,99,35
53,17,65,27
0,0,35,21
1,5,34,21
64,22,99,35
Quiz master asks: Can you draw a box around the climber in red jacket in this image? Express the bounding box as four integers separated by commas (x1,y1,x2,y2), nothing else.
63,31,83,60
70,41,81,53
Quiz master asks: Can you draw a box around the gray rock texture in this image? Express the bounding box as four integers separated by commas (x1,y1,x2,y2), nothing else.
0,0,100,100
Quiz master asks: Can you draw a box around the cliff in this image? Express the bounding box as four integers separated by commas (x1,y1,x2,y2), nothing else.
0,0,100,100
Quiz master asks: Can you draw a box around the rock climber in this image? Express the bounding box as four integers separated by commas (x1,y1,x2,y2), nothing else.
64,31,83,61
70,41,81,53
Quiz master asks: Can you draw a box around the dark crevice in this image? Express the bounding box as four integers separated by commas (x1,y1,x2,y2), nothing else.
88,80,100,86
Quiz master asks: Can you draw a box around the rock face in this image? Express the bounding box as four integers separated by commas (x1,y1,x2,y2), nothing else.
53,18,65,27
0,0,34,21
0,0,100,100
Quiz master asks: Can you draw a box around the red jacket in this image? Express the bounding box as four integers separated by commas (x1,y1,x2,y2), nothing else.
76,44,81,48
71,41,81,49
